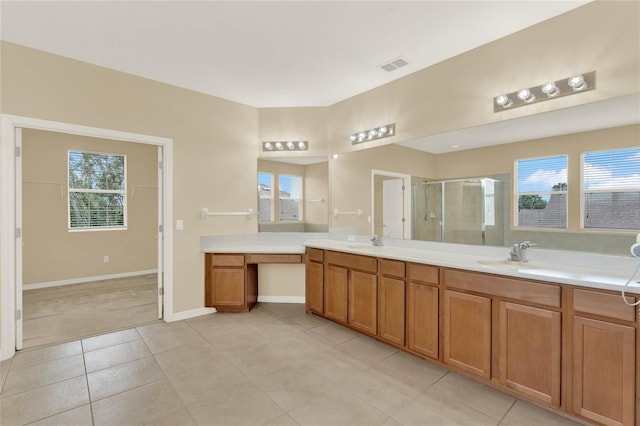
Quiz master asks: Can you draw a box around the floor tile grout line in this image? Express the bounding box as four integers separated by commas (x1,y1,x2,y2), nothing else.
80,339,97,426
497,398,518,425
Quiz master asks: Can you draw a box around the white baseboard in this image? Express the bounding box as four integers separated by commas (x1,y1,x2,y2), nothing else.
23,269,159,291
167,307,217,322
257,296,305,304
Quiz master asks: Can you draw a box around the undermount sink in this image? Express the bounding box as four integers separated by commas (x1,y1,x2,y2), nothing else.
476,259,542,270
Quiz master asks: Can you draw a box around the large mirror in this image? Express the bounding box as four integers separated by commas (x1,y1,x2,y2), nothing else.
329,95,640,256
257,157,329,232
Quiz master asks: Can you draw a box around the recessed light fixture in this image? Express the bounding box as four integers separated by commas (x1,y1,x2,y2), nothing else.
262,141,308,152
351,124,396,145
494,71,595,112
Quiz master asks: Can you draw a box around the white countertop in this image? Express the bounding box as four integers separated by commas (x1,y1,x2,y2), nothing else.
305,238,640,294
201,233,640,294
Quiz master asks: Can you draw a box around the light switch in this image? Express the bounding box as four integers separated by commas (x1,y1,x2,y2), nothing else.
176,219,184,231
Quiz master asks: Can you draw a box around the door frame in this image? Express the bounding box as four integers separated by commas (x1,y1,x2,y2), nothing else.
1,114,174,360
371,169,411,239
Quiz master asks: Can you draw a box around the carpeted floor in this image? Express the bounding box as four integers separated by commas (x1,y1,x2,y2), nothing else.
22,274,159,348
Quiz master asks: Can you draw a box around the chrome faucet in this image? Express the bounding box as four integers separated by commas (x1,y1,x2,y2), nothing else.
370,235,384,247
509,241,534,262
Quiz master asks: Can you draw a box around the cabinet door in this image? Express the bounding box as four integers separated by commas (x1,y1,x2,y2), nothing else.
499,302,561,406
378,276,405,346
348,270,377,336
210,268,245,307
573,316,635,426
306,261,324,314
325,265,348,324
407,282,439,359
444,290,491,378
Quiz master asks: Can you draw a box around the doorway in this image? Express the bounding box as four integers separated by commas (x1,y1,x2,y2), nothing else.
21,129,159,348
1,115,174,360
371,169,411,239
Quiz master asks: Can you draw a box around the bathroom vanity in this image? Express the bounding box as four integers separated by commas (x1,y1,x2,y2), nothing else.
201,233,639,425
304,240,639,426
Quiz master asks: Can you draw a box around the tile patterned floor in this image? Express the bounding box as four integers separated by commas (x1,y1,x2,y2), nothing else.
1,303,582,426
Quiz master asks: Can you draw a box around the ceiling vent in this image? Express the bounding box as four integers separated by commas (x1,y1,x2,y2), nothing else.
379,57,409,72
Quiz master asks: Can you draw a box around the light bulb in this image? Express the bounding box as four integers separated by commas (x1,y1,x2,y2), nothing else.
286,141,295,150
517,89,535,103
274,142,284,150
378,126,387,135
541,82,559,96
358,132,366,141
568,75,586,91
350,134,357,142
263,142,273,151
297,141,306,150
368,129,378,138
496,95,512,107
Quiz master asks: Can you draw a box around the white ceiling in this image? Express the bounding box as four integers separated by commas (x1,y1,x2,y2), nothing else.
3,1,637,159
0,0,589,108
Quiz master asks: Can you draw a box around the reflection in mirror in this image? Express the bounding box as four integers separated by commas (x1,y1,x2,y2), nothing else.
257,158,329,232
411,176,508,246
372,170,411,239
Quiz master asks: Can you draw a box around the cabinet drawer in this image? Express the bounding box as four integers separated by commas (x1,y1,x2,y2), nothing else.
307,248,324,262
326,251,377,273
380,259,405,278
573,288,635,322
210,254,245,267
408,263,439,285
444,269,560,307
246,254,302,264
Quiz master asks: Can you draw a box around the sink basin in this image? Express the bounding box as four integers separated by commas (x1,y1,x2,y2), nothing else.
476,259,542,270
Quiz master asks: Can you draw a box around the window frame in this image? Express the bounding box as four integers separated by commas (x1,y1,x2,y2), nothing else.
580,147,640,233
67,149,128,232
257,171,275,223
278,173,303,222
514,154,568,230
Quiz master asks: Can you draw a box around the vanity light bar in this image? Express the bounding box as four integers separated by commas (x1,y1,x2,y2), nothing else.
262,141,308,152
493,71,596,113
350,123,396,145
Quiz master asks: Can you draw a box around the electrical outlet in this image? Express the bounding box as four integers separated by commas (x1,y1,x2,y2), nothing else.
103,256,110,263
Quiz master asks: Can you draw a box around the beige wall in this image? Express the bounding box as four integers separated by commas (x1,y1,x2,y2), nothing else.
327,1,639,154
1,0,638,347
22,129,158,284
331,144,435,234
1,42,259,315
258,107,329,159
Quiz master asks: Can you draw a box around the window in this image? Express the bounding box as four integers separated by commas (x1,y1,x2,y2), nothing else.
515,155,568,229
258,172,274,223
68,151,126,230
582,147,640,230
279,174,302,221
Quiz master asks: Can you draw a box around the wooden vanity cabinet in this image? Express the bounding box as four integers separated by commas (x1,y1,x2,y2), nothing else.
305,248,324,315
444,290,492,379
205,253,257,312
349,270,378,335
325,265,348,324
406,263,439,359
378,259,406,346
498,301,561,407
571,288,636,426
444,268,562,405
324,251,378,332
